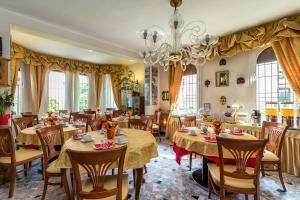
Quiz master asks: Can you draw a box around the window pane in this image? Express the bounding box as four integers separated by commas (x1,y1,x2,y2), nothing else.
48,71,65,112
79,75,89,111
13,70,22,115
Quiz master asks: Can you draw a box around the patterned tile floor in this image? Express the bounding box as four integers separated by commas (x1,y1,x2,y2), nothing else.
0,139,300,200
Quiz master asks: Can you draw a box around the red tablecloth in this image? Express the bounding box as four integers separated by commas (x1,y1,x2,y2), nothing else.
173,142,256,168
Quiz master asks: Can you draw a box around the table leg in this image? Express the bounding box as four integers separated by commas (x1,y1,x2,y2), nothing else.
134,168,143,200
192,156,209,189
62,169,73,200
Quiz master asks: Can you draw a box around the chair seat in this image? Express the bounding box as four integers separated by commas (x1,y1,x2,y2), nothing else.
46,160,61,174
208,163,255,189
83,174,128,200
152,124,159,129
0,148,42,164
262,150,280,162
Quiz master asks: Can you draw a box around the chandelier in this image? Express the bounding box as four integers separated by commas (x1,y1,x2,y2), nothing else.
137,0,218,71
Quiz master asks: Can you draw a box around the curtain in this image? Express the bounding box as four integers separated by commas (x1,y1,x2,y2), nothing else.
100,75,118,111
11,58,21,95
73,71,80,112
95,74,103,109
272,37,300,100
166,64,183,138
21,63,33,113
88,73,96,110
110,73,122,110
29,65,49,114
65,71,75,111
39,70,49,113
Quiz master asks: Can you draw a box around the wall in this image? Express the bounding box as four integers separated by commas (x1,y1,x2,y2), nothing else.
127,63,145,95
158,48,265,119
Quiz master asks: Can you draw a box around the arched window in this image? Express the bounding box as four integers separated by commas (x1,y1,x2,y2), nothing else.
48,71,66,112
177,65,198,114
256,47,296,117
78,74,89,111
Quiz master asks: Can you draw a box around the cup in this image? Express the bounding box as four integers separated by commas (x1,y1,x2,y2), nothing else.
83,134,92,141
117,136,126,143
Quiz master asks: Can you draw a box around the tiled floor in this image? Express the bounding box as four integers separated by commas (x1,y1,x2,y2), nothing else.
0,139,300,200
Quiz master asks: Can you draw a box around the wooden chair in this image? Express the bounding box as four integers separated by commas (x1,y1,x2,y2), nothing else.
84,110,97,120
260,121,288,192
128,118,146,130
58,110,68,115
21,112,39,125
69,112,79,122
208,137,267,200
152,111,162,141
113,109,124,117
179,116,197,171
66,146,128,200
12,116,34,139
179,116,196,127
73,114,93,132
141,115,155,132
83,108,92,112
87,119,103,131
36,125,71,200
0,126,43,198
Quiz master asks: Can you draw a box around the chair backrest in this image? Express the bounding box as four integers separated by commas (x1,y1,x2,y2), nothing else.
261,121,288,158
59,110,69,115
128,118,146,130
66,146,127,200
84,110,97,120
216,136,267,188
179,116,196,127
83,108,92,112
141,115,155,132
36,125,64,170
69,112,79,122
12,116,34,137
73,114,92,123
113,110,124,118
0,127,15,165
21,112,39,124
88,119,103,131
154,110,162,124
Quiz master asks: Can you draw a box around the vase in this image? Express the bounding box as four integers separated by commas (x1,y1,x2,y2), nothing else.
0,114,10,125
107,128,116,139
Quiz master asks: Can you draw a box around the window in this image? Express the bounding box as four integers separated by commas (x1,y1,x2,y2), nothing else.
100,74,117,110
78,74,89,111
48,71,65,112
13,70,22,115
256,47,297,120
176,65,198,115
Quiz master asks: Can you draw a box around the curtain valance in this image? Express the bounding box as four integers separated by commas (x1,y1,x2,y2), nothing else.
208,13,300,59
11,43,126,75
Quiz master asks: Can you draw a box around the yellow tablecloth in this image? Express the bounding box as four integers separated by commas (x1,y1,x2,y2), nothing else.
17,125,82,145
173,127,257,158
166,116,300,176
112,117,129,128
54,128,158,171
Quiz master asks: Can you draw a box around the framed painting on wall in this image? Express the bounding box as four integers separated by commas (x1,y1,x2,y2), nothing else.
215,70,229,87
0,57,9,86
162,91,169,101
203,103,211,112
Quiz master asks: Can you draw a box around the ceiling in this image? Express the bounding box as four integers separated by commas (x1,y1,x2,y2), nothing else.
1,0,300,64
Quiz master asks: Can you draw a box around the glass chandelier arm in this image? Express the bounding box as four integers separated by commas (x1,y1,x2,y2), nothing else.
181,21,207,44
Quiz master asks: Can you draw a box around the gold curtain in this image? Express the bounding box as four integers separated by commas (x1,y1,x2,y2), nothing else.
110,73,122,110
166,64,183,138
272,37,300,100
208,14,300,60
95,74,103,108
11,58,21,95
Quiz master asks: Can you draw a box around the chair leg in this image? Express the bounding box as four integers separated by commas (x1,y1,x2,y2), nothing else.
24,163,28,176
189,153,192,171
112,169,115,175
261,163,265,176
208,176,212,199
41,176,48,200
144,165,147,174
278,164,287,192
220,188,225,200
245,194,249,200
8,167,16,198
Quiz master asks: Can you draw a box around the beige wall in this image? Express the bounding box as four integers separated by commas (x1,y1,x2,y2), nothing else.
127,62,145,95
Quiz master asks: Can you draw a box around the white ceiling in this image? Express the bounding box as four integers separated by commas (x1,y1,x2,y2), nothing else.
1,0,300,64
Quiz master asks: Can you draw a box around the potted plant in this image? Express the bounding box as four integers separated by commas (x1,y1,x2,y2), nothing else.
0,90,14,125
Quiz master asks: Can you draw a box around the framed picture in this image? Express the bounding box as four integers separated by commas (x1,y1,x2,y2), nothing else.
203,103,211,112
162,91,169,101
0,58,9,86
215,70,229,87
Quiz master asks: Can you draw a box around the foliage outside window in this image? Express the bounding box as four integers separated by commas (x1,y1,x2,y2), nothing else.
79,74,89,111
48,71,65,112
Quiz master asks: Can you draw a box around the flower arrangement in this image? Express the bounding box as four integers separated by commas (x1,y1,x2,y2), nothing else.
212,120,223,135
102,121,119,139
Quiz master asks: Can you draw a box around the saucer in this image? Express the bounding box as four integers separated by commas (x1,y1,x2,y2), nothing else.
115,139,128,144
80,138,94,143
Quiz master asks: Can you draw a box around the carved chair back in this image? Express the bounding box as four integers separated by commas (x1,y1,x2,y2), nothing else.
0,127,15,165
88,119,103,131
12,117,34,137
128,119,146,130
179,116,196,128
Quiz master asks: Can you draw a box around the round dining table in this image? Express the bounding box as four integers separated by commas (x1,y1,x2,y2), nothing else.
17,125,84,145
54,128,158,200
173,127,257,188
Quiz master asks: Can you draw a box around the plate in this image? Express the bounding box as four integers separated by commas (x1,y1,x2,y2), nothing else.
80,138,94,143
93,142,114,150
73,133,86,140
115,140,128,144
204,136,217,143
177,128,189,132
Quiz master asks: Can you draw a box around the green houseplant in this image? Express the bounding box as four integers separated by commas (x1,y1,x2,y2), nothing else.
0,90,14,125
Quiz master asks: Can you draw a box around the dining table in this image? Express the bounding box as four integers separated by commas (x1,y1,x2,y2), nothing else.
17,125,85,145
54,128,159,200
173,127,257,188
